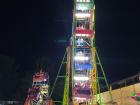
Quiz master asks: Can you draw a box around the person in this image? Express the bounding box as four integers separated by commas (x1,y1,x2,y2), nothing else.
77,38,81,46
80,38,84,46
96,102,99,105
79,102,86,105
112,102,118,105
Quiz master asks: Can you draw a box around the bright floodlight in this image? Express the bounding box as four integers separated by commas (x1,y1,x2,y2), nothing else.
75,34,89,37
74,97,86,100
75,13,90,18
74,76,89,81
74,56,89,61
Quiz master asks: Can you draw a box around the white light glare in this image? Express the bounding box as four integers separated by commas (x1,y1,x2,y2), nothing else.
75,34,89,37
74,76,89,81
75,13,90,18
74,97,86,100
74,56,89,61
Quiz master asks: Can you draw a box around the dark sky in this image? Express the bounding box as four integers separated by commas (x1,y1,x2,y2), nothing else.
0,0,140,100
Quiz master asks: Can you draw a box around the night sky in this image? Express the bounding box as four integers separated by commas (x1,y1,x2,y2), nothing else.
0,0,140,101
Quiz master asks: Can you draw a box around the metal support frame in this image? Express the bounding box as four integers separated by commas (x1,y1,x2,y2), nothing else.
95,49,113,104
50,48,70,105
62,47,70,105
50,50,67,105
